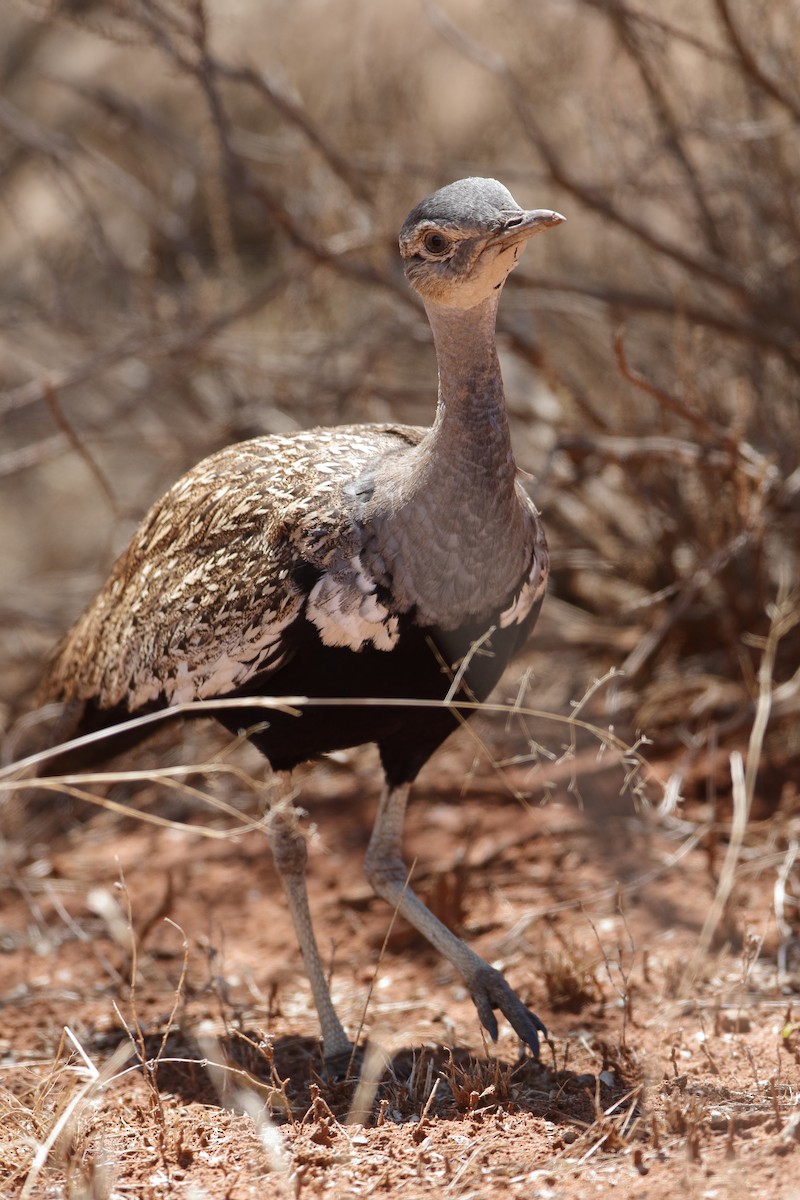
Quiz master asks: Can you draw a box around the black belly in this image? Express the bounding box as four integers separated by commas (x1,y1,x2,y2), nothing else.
69,603,540,787
219,605,540,787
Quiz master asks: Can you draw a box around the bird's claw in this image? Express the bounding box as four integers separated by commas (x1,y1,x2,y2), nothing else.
469,964,547,1057
321,1043,359,1080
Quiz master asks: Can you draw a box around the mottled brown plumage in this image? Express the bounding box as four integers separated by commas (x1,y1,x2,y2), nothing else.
43,425,424,711
39,178,564,1060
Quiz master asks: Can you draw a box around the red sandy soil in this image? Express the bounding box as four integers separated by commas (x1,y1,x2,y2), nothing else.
1,726,799,1199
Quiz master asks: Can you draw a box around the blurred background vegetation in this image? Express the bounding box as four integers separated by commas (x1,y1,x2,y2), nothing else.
0,0,798,806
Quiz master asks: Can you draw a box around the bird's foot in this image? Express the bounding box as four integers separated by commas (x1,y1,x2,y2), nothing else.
320,1043,360,1081
468,963,547,1057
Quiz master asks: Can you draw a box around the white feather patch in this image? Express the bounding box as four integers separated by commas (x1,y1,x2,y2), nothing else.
307,556,399,652
499,552,548,629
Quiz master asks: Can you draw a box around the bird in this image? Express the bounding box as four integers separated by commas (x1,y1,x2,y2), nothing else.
38,177,565,1063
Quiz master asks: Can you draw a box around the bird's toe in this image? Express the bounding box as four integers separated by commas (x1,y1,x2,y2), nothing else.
320,1043,359,1080
469,964,547,1057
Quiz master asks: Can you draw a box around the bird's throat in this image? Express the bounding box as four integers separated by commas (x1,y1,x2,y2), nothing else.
424,293,516,488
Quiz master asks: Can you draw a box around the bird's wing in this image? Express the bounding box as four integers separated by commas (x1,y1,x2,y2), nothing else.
42,424,425,712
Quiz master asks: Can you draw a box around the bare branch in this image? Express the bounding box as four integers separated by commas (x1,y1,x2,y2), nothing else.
613,330,730,445
517,276,800,370
423,0,752,302
43,383,121,515
0,274,290,419
580,0,739,67
620,527,753,681
134,0,369,203
714,0,800,124
604,4,727,257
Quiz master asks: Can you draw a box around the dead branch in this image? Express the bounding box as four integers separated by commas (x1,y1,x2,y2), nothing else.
580,0,738,67
515,275,800,370
620,527,753,682
713,0,800,125
42,382,121,515
604,4,727,258
612,330,778,491
423,0,753,302
0,274,290,419
613,330,728,445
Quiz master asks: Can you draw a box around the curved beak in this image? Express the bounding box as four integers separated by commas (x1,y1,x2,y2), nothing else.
493,208,566,248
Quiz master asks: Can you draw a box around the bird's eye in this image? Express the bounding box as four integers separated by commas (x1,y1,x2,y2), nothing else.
423,231,448,255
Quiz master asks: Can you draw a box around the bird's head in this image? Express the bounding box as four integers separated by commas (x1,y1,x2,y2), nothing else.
399,177,564,310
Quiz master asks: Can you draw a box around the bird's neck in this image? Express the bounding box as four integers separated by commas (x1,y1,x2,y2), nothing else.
363,291,534,628
424,293,515,486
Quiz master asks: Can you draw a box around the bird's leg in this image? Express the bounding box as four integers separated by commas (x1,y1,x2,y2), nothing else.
364,782,547,1056
267,774,352,1061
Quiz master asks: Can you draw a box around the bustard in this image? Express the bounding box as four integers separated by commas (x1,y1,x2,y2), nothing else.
40,177,564,1061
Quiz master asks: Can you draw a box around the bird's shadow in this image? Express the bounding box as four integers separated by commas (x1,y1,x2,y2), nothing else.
102,1025,618,1130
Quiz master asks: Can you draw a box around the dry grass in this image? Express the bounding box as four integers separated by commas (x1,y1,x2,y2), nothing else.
0,670,797,1195
2,907,797,1197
